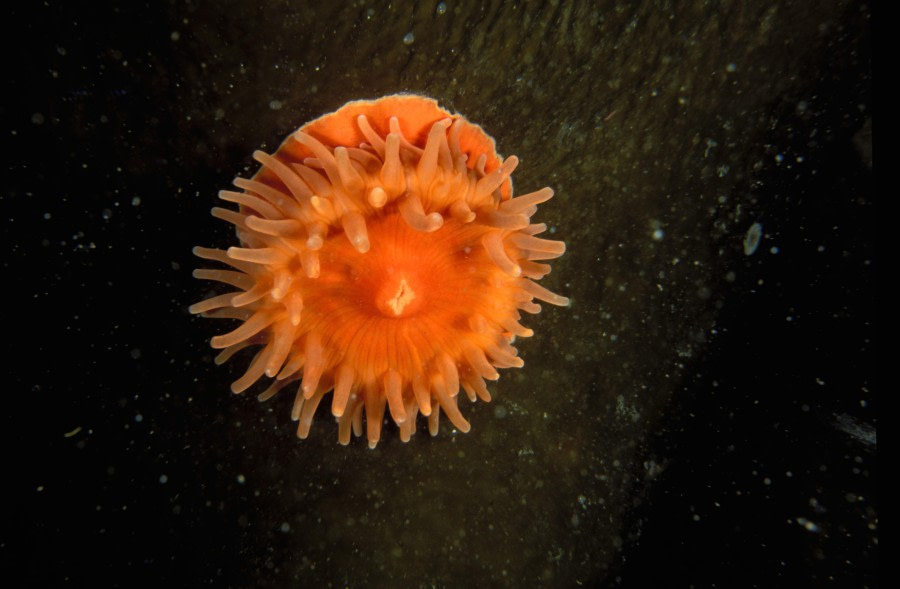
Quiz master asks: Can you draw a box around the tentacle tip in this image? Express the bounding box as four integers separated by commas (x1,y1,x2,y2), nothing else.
368,187,388,208
426,213,444,232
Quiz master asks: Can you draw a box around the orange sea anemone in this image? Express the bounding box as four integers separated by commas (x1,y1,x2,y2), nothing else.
191,94,568,448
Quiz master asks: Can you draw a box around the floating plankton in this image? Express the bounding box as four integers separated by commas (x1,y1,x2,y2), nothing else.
191,94,568,448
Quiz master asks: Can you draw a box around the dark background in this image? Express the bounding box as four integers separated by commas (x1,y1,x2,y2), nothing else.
3,1,874,587
613,101,875,585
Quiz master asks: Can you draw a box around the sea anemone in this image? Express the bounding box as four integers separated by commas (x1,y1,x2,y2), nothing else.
191,94,568,448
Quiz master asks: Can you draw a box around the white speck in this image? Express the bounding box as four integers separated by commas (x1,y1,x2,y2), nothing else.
726,62,737,72
237,474,246,484
436,2,447,15
131,196,141,206
403,32,415,45
796,517,821,533
652,228,664,241
269,100,283,110
134,414,143,423
159,474,168,484
280,522,291,533
743,222,762,255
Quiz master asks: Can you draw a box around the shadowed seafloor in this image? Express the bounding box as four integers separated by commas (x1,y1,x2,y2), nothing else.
4,1,873,587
